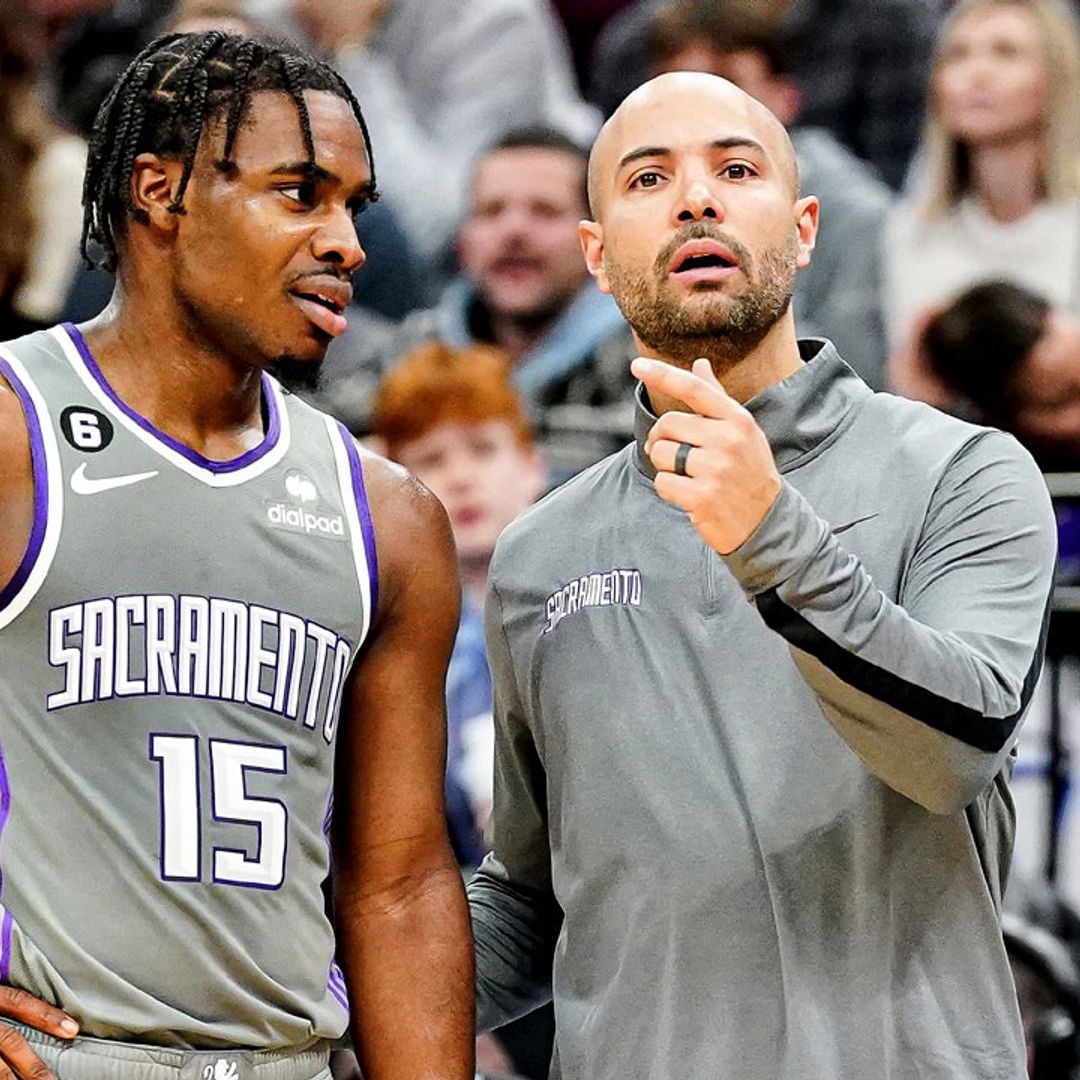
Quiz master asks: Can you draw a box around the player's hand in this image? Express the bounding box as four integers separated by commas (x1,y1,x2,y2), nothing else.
633,356,781,555
0,986,78,1080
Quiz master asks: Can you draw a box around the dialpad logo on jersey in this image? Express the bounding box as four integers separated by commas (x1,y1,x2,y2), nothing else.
266,469,345,540
543,568,642,634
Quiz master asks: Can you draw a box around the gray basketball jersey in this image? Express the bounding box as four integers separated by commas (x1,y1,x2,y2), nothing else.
0,324,377,1050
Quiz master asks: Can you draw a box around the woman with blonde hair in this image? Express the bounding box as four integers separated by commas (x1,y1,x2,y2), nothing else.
883,0,1080,392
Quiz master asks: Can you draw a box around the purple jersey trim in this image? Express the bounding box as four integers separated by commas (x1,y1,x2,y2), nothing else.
62,323,281,474
0,357,49,615
327,961,349,1010
0,736,12,981
339,424,379,625
0,911,11,984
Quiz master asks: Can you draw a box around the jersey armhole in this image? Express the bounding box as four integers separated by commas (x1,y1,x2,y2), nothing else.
326,418,379,649
0,350,62,629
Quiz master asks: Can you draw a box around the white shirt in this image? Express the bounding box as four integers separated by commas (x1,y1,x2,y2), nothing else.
882,194,1080,350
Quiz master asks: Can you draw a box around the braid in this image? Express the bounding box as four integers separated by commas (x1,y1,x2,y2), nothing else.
325,71,379,202
81,30,382,272
162,31,227,211
279,55,316,164
220,36,259,169
111,56,162,224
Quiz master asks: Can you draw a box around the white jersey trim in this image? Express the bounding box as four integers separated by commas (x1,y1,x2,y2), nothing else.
0,348,64,630
49,326,292,488
326,416,373,652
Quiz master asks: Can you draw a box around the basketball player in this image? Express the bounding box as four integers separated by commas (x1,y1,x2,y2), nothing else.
468,72,1058,1078
0,32,472,1080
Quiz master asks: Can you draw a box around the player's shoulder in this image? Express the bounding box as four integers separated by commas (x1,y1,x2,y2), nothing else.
358,443,456,569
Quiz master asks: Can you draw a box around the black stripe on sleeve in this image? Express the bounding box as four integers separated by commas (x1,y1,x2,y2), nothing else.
755,589,1052,753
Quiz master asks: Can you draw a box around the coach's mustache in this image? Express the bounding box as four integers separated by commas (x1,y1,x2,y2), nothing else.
653,222,754,278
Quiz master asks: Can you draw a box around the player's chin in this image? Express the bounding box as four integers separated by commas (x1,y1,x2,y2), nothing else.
267,351,325,393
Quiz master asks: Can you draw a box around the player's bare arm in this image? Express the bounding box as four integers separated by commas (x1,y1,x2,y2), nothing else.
0,378,79,1080
331,451,474,1080
0,374,34,595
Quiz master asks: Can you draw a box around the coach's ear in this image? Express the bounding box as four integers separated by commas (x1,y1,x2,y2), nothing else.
130,153,186,232
579,218,610,295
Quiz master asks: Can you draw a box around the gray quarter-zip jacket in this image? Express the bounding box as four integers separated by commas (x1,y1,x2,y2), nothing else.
468,340,1057,1080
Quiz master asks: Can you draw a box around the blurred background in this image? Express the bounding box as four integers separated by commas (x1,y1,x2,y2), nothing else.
3,0,1080,1075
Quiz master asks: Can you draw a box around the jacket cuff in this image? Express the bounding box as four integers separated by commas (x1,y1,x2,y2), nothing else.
722,481,830,598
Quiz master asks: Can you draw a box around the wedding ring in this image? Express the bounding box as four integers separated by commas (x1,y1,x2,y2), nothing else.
674,442,693,477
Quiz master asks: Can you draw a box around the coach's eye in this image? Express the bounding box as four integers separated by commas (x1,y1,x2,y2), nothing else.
721,163,755,180
630,171,664,190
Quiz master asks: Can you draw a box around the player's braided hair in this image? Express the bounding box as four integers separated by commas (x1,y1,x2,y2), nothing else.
81,30,378,272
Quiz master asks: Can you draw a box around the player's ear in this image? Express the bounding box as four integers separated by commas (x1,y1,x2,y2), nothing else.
130,154,186,233
579,219,611,294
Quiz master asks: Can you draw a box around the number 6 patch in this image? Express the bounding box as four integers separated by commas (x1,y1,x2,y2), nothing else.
60,405,114,452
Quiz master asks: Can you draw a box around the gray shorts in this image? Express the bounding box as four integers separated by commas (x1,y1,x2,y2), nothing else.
10,1024,331,1080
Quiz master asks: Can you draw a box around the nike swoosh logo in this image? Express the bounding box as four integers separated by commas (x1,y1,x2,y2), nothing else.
832,512,880,535
70,462,159,495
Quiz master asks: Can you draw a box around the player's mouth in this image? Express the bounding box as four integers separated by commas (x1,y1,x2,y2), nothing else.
289,278,351,338
668,240,740,283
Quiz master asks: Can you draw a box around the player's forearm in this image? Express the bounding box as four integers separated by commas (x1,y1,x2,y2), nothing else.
336,862,475,1079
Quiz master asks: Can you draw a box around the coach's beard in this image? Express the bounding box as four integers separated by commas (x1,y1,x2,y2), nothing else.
606,226,798,367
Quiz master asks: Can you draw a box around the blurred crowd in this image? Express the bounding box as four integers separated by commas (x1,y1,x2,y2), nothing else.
4,0,1080,1076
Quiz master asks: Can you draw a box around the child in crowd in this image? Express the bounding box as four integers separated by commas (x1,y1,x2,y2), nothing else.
371,341,548,865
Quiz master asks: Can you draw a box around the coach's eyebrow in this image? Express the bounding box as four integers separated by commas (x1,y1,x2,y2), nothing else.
709,137,768,157
616,145,670,174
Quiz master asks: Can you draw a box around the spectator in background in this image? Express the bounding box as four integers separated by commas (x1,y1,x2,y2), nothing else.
370,342,552,1080
649,0,893,388
904,281,1080,468
247,0,599,269
883,0,1080,363
385,128,637,478
589,0,939,189
371,341,547,867
0,6,85,339
548,0,641,89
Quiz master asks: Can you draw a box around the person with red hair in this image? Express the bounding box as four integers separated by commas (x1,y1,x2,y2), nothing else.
372,341,547,865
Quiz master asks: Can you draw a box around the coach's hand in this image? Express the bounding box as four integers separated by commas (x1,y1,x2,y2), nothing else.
634,356,781,555
0,986,78,1080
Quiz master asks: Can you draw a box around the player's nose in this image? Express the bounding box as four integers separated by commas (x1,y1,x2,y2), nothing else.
312,207,366,273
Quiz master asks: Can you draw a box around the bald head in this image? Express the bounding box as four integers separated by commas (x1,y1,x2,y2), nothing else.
586,72,800,220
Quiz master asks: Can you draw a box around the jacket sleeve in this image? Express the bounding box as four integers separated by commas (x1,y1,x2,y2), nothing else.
467,579,561,1032
723,429,1057,815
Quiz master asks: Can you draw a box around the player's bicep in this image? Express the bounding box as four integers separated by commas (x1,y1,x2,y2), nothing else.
331,465,461,888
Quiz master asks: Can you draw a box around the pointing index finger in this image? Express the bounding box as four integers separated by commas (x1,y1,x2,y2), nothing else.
631,357,739,419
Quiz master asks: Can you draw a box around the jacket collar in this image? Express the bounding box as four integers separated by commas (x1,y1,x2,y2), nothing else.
633,340,871,479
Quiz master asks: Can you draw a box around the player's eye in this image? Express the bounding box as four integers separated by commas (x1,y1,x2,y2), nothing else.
279,180,317,206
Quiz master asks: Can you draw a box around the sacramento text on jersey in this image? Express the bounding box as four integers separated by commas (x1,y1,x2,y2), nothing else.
46,594,352,742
